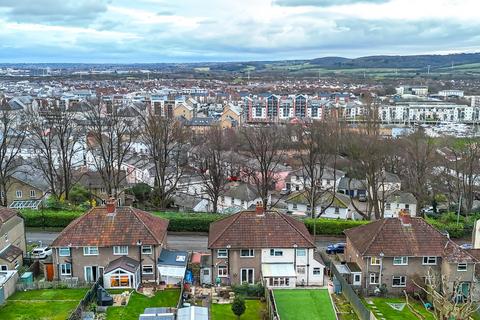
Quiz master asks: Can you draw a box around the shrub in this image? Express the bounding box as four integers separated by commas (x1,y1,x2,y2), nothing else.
232,282,264,298
153,212,224,232
231,295,246,319
426,217,465,239
304,218,369,235
20,209,83,228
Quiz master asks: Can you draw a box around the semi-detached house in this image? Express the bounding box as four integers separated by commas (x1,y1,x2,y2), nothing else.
208,206,325,288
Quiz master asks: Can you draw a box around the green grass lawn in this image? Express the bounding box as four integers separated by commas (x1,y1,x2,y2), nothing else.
210,299,266,320
364,297,435,320
274,289,336,320
106,289,180,320
0,288,89,320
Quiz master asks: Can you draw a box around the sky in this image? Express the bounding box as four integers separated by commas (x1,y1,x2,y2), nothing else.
0,0,479,63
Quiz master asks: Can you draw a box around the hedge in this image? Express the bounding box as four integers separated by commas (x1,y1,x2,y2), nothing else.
20,209,84,228
152,212,224,232
304,218,369,235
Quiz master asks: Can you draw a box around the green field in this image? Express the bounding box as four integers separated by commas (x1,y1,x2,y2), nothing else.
211,299,266,320
274,289,336,320
106,289,180,320
364,297,435,320
0,288,88,320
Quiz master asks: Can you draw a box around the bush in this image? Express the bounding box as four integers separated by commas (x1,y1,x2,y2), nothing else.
232,282,264,298
304,218,369,235
426,217,466,239
20,209,83,228
153,212,224,232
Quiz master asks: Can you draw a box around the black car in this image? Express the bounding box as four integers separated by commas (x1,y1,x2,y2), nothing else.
326,242,346,254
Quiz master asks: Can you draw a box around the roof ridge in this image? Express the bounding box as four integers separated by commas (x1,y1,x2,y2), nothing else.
131,208,167,244
208,212,244,248
360,219,388,256
279,212,315,247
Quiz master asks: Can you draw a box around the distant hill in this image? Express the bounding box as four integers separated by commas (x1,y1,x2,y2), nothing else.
309,53,480,69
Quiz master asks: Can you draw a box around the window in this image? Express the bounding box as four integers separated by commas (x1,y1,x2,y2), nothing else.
354,274,361,283
313,268,321,275
59,247,70,257
15,190,22,198
14,260,19,269
334,207,340,214
422,257,437,265
370,257,381,265
0,265,7,271
60,263,72,275
292,203,297,210
3,233,7,242
83,246,99,256
458,263,468,271
240,249,254,257
30,190,36,198
405,204,410,210
393,256,408,265
297,265,306,275
270,249,283,257
296,249,306,257
141,245,153,255
142,265,154,275
240,268,254,284
218,265,228,277
109,269,131,287
113,246,128,255
392,276,407,287
217,249,228,258
268,277,290,287
369,273,379,285
385,203,391,210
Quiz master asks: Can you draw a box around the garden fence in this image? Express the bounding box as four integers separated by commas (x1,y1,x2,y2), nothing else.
67,278,102,320
15,278,92,291
264,281,280,320
321,252,376,320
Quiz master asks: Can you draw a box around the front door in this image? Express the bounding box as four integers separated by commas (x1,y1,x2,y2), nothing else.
240,268,254,284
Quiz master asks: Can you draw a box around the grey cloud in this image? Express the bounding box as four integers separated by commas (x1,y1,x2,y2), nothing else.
273,0,389,6
0,0,110,25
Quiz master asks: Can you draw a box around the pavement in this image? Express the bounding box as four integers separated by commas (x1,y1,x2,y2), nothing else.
26,231,344,252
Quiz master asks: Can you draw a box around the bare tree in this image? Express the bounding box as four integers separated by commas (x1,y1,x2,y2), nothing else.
85,101,136,198
140,111,189,209
191,125,230,213
413,268,479,320
241,125,286,210
295,119,339,219
343,96,394,220
0,102,26,206
397,130,437,212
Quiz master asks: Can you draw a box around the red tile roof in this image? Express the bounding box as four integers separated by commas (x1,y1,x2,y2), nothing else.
52,206,168,247
208,210,314,249
344,217,477,262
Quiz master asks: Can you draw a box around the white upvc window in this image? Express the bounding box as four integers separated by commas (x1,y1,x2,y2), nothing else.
30,190,36,198
113,246,128,255
59,247,71,257
141,245,153,255
457,263,468,271
296,249,306,256
60,263,72,275
296,265,306,275
142,265,154,275
15,190,22,198
422,257,437,265
393,256,408,265
218,265,228,277
392,276,407,287
217,249,228,258
240,249,254,257
83,246,99,256
370,257,381,265
369,273,379,285
270,249,283,257
313,268,321,275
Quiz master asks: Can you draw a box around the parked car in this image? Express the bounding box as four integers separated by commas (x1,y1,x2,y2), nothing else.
358,194,367,202
32,247,52,259
326,243,346,254
460,243,473,250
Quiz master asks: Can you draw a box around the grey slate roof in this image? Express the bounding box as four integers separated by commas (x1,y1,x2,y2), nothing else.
386,191,417,204
222,182,259,201
104,256,139,274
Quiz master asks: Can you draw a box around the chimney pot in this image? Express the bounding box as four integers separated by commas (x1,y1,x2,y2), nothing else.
255,201,264,214
106,197,116,214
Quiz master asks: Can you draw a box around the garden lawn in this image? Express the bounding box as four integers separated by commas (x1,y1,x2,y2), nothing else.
0,288,89,320
210,299,266,320
106,289,180,320
274,289,336,320
364,297,436,320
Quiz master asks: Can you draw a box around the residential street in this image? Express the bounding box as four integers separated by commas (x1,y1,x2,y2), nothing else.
26,231,343,252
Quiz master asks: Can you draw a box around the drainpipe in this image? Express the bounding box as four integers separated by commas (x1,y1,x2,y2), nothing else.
306,248,310,286
379,252,384,288
154,245,158,284
137,240,143,287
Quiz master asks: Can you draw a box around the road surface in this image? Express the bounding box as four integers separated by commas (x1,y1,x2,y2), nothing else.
26,231,343,252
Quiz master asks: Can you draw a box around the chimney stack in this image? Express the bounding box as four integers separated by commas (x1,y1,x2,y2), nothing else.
399,210,411,226
255,201,264,214
106,197,116,214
